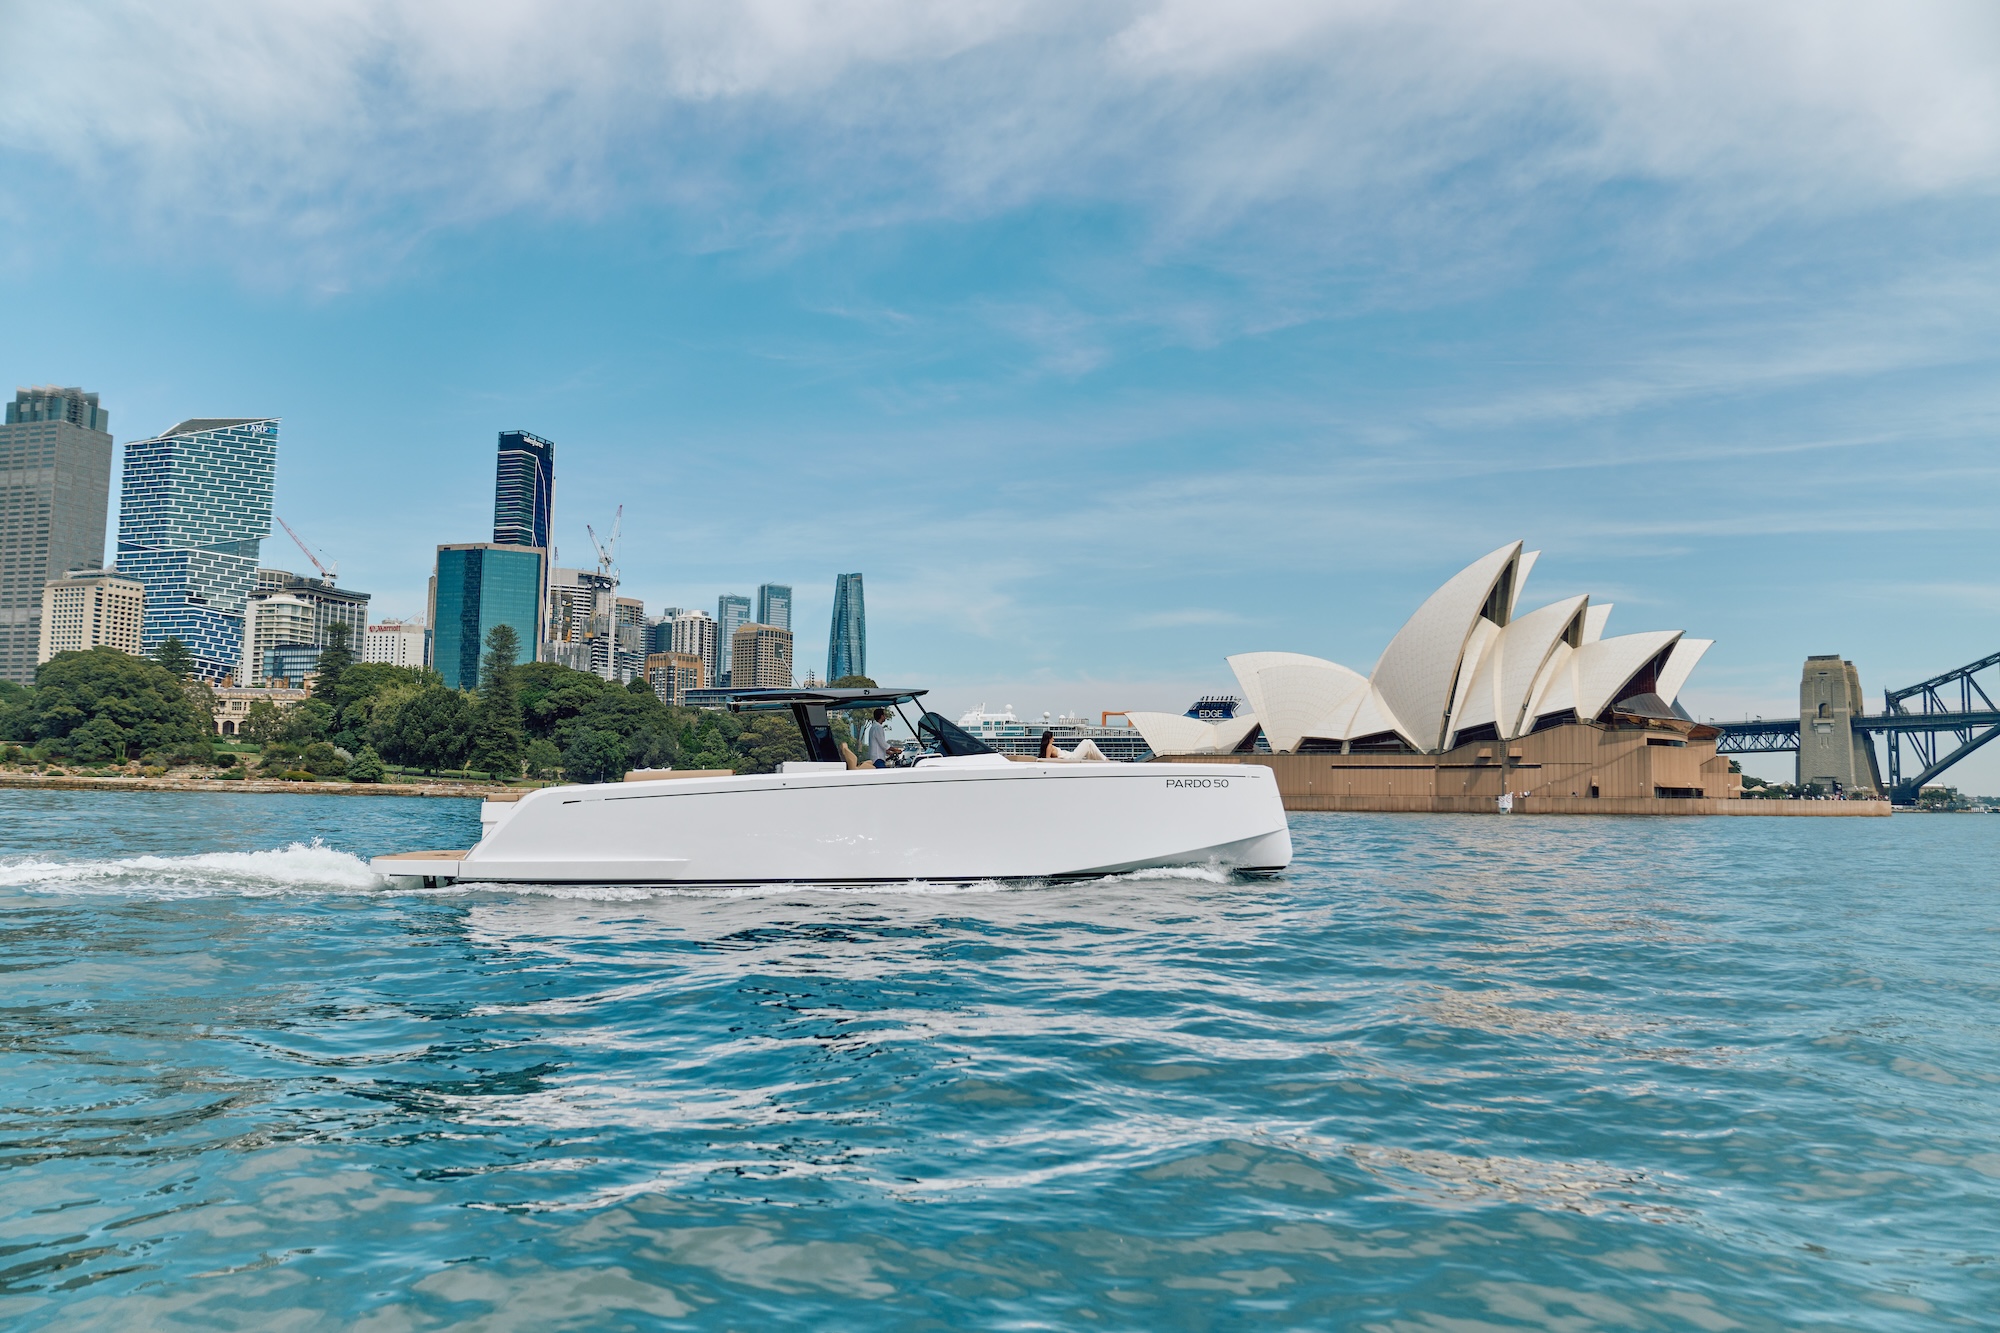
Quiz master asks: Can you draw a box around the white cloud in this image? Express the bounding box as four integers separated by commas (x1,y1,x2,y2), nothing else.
4,1,1998,274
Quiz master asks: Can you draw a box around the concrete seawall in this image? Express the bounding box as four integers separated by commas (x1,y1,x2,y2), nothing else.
1281,792,1890,816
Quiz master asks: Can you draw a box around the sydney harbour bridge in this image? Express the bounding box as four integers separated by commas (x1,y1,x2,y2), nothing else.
1711,650,2000,805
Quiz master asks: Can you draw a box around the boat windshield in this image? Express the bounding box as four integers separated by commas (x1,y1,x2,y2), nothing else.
915,711,996,757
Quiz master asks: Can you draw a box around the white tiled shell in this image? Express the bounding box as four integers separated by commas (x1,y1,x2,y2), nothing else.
1227,652,1369,754
1654,638,1713,708
1367,542,1524,752
1581,603,1613,644
1539,630,1684,723
1448,594,1590,744
1124,711,1225,756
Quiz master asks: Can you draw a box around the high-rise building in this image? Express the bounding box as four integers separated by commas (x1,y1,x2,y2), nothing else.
240,592,318,686
1,387,114,682
646,609,683,656
717,593,752,680
493,430,555,549
363,619,427,668
544,566,616,677
38,570,143,661
756,583,792,632
645,650,706,706
115,417,280,681
429,543,544,690
730,622,793,689
670,609,718,686
253,569,370,651
828,572,865,683
614,596,647,684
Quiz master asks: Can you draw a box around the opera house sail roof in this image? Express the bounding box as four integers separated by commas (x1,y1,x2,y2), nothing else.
1130,542,1715,757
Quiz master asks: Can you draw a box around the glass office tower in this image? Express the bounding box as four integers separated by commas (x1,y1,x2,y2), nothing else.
492,430,555,549
0,387,114,683
716,593,751,680
827,572,865,682
115,417,280,680
755,583,792,632
430,544,545,690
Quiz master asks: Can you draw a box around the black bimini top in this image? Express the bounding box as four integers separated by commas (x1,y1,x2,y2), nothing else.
719,688,996,762
722,687,927,714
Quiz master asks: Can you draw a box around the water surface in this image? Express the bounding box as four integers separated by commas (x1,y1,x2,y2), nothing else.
1,790,1995,1329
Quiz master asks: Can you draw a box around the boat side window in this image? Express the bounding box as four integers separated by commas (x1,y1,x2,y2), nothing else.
916,711,997,757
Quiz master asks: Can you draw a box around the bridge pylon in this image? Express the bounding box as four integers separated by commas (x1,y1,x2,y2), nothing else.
1798,656,1882,798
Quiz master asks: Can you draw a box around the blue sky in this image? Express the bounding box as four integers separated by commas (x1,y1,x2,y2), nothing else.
4,1,1999,785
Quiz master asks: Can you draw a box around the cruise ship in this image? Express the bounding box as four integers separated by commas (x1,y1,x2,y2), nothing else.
953,704,1157,762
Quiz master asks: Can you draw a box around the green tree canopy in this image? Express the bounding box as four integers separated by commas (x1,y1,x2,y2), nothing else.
829,675,877,689
152,637,195,680
24,648,213,761
467,625,525,780
561,728,629,783
314,622,355,702
378,686,474,773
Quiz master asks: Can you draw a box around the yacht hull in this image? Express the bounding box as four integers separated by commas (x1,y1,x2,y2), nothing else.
372,761,1291,885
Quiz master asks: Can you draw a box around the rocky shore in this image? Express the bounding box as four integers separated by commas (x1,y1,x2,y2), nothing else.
0,772,514,799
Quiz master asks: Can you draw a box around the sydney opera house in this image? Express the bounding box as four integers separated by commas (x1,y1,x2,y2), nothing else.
1128,542,1747,813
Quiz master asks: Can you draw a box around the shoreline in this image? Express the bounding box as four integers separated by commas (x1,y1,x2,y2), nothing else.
0,773,511,799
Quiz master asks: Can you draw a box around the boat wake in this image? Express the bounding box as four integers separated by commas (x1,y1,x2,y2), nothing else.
1,845,1258,902
0,839,381,897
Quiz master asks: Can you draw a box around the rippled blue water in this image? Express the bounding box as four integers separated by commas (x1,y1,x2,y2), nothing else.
1,790,1996,1329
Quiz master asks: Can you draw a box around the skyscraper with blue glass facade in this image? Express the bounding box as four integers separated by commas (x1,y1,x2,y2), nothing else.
827,572,865,682
115,417,279,679
756,583,792,632
716,593,751,681
429,543,545,690
493,430,554,549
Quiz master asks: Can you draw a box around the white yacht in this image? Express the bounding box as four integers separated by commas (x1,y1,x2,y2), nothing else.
372,688,1290,887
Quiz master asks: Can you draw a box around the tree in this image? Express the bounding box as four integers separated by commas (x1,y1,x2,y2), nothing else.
346,744,386,782
300,740,346,776
626,675,654,696
467,625,525,779
561,728,629,783
68,715,128,763
327,662,431,750
516,660,619,744
523,738,562,779
28,647,212,760
381,686,474,774
240,700,285,745
152,637,195,681
276,697,336,746
829,675,877,689
314,622,355,702
0,680,33,742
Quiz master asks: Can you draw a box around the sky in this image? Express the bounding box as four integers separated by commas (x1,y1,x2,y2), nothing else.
4,1,1999,787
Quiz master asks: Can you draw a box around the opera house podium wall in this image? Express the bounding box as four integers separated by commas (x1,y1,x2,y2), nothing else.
1130,541,1890,817
1157,719,1873,815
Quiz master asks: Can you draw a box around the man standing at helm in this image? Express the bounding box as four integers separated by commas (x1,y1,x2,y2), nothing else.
863,708,893,768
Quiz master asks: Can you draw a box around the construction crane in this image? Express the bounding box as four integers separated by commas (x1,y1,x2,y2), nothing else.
586,505,623,582
276,515,338,583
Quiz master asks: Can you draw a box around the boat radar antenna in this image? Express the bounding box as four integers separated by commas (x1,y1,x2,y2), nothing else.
276,515,337,583
585,505,623,583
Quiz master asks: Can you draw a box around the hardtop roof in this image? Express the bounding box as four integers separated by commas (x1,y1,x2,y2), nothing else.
722,687,928,713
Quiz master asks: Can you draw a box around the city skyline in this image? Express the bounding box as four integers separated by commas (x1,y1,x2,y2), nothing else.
6,7,2000,785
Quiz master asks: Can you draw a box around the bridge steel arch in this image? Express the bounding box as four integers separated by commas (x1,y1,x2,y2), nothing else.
1879,650,2000,804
